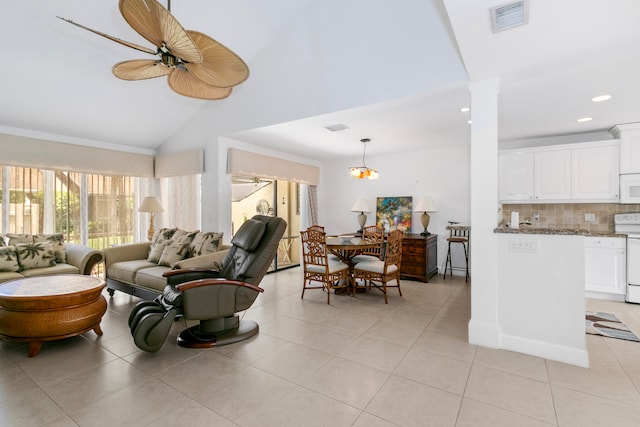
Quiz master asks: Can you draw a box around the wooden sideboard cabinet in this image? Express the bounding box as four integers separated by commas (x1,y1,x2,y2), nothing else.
400,234,438,282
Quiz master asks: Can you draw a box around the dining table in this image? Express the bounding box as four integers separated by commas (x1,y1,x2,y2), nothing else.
326,235,379,294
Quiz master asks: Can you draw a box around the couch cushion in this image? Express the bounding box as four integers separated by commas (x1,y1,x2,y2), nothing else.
189,232,224,257
15,242,56,270
0,271,22,283
21,263,80,277
134,266,172,292
0,237,5,247
151,227,177,246
158,241,190,267
0,246,20,272
108,259,157,284
147,240,171,264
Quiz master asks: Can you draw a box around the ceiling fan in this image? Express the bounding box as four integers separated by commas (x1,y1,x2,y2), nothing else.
57,0,249,100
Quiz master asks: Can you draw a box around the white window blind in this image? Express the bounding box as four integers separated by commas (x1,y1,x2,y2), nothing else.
155,149,204,178
227,148,319,185
0,133,154,177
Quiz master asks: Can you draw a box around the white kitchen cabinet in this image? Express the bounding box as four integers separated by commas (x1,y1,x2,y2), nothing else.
585,237,626,301
613,124,640,174
571,143,619,201
534,149,571,201
499,151,534,201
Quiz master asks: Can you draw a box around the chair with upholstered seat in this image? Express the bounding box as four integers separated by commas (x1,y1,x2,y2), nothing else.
352,229,403,303
352,225,385,265
301,227,350,304
127,215,286,352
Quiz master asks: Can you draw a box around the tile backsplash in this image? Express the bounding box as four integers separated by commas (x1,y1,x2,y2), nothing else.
500,203,640,233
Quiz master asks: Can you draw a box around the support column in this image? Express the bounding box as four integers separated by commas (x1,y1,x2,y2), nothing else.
468,79,501,348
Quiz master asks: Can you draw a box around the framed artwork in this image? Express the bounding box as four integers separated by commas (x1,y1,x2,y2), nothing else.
376,196,412,233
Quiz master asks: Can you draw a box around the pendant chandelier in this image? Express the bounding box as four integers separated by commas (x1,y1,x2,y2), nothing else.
350,138,379,180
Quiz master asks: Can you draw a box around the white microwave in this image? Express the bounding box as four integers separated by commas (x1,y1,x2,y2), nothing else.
620,174,640,204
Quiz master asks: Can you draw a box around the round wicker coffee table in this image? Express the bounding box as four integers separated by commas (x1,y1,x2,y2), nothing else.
0,275,107,357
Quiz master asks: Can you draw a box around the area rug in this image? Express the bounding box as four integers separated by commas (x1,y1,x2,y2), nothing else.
586,311,640,342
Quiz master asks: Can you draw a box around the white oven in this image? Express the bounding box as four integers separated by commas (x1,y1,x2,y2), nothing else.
620,174,640,204
614,213,640,303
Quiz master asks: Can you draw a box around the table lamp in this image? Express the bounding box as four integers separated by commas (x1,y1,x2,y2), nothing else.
414,196,438,235
351,198,371,235
138,196,164,241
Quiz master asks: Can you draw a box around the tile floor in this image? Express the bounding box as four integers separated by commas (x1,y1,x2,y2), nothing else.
2,269,640,426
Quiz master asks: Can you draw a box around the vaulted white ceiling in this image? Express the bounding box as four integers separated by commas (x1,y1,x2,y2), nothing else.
1,1,639,160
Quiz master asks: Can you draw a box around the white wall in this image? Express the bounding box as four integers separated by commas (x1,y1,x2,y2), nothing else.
319,145,471,272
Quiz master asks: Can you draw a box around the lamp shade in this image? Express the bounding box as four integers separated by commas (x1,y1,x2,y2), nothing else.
350,198,371,213
138,196,164,213
414,196,437,213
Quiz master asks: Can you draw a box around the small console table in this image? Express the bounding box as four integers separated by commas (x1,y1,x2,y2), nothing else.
400,234,438,282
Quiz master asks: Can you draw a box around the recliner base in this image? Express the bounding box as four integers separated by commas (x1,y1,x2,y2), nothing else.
177,320,260,348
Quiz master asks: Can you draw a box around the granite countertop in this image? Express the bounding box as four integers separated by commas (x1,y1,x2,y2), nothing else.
493,227,625,238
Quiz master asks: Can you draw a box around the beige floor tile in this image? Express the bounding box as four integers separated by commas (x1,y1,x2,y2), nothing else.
465,365,556,424
69,378,194,426
252,341,333,381
40,358,150,413
474,346,549,382
362,318,425,347
0,388,70,426
366,375,461,427
552,385,640,427
146,400,238,427
213,331,290,364
353,412,399,427
456,398,556,427
394,348,471,395
196,365,297,425
249,386,361,427
547,359,640,405
289,319,360,354
412,330,477,363
299,356,389,409
338,336,410,373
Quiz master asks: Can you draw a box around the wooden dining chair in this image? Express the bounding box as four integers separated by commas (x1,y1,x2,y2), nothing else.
352,225,385,264
300,227,350,304
352,229,403,303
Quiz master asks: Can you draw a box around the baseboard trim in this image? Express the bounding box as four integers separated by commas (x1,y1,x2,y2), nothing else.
500,334,589,368
468,319,500,348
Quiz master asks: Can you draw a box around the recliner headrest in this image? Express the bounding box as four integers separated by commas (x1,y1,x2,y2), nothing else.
231,219,266,252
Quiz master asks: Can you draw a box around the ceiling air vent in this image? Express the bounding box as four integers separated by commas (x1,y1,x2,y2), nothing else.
490,0,529,33
325,123,350,132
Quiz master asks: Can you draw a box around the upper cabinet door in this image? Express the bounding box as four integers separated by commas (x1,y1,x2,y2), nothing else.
498,152,534,202
615,124,640,174
534,149,571,200
571,144,620,201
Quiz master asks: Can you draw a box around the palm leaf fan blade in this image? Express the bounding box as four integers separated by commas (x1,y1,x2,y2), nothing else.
119,0,202,64
168,68,232,100
184,31,249,88
113,59,170,80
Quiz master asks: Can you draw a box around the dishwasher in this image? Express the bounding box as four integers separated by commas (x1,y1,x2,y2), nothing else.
614,213,640,303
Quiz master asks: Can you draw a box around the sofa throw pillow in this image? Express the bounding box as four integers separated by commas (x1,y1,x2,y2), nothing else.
34,233,67,264
15,242,56,270
6,233,35,245
0,237,5,247
158,241,191,267
147,240,171,264
171,229,199,245
0,246,20,272
189,232,224,257
151,228,177,247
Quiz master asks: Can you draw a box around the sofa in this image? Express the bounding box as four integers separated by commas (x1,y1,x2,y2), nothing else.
103,228,230,300
0,233,103,283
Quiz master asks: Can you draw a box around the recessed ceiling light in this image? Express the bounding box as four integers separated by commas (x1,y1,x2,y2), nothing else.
577,117,593,123
460,107,470,112
467,120,472,124
592,95,612,102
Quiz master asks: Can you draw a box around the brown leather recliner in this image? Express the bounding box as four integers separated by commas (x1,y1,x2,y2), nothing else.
128,215,286,352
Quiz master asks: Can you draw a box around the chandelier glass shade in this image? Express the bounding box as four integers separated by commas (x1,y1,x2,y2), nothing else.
350,138,379,180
